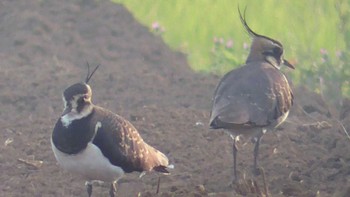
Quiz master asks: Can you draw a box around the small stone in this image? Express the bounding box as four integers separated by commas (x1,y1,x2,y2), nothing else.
195,184,206,194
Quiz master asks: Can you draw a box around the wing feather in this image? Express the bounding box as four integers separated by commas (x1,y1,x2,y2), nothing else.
210,62,292,129
91,106,169,173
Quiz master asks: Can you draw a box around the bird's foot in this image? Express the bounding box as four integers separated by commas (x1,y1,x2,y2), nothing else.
228,171,241,188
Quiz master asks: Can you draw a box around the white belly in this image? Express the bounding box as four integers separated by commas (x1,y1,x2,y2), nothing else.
51,139,124,182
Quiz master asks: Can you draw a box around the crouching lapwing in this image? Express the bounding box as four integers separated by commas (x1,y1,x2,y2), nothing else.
209,8,294,182
51,65,172,197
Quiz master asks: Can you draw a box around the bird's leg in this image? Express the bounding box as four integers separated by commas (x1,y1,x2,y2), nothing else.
253,135,262,176
85,181,92,197
230,135,238,183
109,181,118,197
156,176,161,194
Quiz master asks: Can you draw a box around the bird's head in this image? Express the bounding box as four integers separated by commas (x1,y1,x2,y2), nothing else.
60,64,99,127
62,82,92,116
239,8,294,70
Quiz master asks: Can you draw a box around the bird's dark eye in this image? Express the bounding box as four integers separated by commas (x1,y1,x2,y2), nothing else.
273,46,283,57
263,46,283,59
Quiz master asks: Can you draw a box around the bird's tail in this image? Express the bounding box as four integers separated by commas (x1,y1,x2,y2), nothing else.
144,144,173,174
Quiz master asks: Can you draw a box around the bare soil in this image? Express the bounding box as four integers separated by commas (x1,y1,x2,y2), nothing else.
1,0,350,196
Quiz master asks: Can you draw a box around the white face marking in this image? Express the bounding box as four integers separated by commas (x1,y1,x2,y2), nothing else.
51,138,125,182
61,98,93,127
266,56,281,70
62,95,67,109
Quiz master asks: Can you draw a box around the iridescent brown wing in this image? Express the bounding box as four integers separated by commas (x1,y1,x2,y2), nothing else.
92,106,169,173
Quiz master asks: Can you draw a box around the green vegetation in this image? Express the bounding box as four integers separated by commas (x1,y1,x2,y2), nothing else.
113,0,350,106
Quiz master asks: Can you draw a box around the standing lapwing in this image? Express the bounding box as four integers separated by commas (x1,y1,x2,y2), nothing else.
51,64,172,197
209,8,294,182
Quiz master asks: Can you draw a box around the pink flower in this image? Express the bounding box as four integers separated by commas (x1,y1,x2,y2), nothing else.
320,48,328,55
243,42,249,50
152,22,160,31
226,39,233,48
219,38,224,44
213,37,219,44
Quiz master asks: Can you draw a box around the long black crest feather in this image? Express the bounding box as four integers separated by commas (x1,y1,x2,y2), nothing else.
238,6,262,38
238,6,283,47
85,62,100,83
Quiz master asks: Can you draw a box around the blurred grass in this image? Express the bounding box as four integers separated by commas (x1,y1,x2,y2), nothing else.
113,0,350,105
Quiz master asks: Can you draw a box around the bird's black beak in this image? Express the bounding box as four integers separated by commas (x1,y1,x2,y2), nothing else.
283,59,295,69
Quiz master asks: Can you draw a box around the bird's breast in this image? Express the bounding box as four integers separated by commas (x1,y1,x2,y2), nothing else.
51,140,125,182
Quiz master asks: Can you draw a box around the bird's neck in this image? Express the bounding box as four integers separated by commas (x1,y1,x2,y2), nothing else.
246,52,264,64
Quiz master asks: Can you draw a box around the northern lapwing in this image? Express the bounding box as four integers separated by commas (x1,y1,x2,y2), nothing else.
51,64,172,197
209,8,294,182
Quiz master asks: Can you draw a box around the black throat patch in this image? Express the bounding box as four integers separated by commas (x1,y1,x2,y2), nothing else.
52,110,96,154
